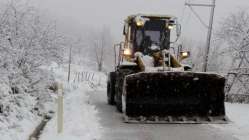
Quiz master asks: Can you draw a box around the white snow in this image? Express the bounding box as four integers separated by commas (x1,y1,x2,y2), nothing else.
0,73,46,140
143,55,154,68
120,60,137,66
40,84,102,140
0,62,104,140
150,44,160,51
211,103,249,140
0,101,41,140
2,62,249,140
40,64,104,140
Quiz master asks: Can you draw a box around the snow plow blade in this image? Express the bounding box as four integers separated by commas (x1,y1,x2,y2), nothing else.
122,72,228,124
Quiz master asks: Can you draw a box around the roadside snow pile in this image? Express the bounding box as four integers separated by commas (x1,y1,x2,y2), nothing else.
0,68,57,140
40,64,103,140
212,103,249,140
0,82,40,140
40,83,102,140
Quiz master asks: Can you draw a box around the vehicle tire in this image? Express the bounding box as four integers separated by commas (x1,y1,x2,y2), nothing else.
115,68,135,112
107,72,115,105
116,99,122,112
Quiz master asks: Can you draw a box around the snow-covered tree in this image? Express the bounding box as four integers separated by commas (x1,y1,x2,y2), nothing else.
0,0,66,124
215,9,249,95
0,1,65,91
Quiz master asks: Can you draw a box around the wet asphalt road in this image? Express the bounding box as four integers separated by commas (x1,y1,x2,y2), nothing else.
89,90,238,140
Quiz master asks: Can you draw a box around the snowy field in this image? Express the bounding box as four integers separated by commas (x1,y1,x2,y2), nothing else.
212,103,249,140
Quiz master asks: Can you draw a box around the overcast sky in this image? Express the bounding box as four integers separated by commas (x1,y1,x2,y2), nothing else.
16,0,249,42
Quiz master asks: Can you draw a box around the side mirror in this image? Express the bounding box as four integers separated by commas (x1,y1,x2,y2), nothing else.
168,18,181,43
176,23,181,37
123,26,126,35
123,23,129,35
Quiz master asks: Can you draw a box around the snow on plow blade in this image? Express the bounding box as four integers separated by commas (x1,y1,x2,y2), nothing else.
122,72,228,124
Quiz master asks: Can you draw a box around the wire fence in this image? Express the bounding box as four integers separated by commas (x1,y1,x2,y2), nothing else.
72,71,103,88
225,68,249,103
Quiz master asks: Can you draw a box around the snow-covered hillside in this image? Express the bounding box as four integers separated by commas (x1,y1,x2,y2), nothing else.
0,91,41,140
0,60,106,140
0,1,65,139
0,66,57,139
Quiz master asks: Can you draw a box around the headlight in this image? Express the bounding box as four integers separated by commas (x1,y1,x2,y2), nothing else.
135,16,146,27
124,48,132,56
181,52,189,57
180,51,190,58
136,19,145,26
167,19,176,30
168,25,174,30
179,51,190,61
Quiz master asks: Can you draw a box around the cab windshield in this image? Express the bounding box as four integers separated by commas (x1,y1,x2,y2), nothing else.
134,20,169,53
136,30,161,46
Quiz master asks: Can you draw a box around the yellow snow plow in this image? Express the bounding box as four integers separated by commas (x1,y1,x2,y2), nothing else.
107,14,228,123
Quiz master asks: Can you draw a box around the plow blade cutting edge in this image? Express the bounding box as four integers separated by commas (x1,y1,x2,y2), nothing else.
121,72,228,124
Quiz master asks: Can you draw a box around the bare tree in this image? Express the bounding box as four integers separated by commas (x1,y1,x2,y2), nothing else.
91,26,113,71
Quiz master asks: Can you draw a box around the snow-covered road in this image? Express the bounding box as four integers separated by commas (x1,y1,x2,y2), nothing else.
90,90,239,140
36,64,249,140
39,65,105,140
211,103,249,140
40,83,102,140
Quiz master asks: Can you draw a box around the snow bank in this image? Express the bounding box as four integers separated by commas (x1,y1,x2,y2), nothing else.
0,91,41,140
211,103,249,140
40,64,103,140
40,83,102,140
0,68,56,140
68,64,107,89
